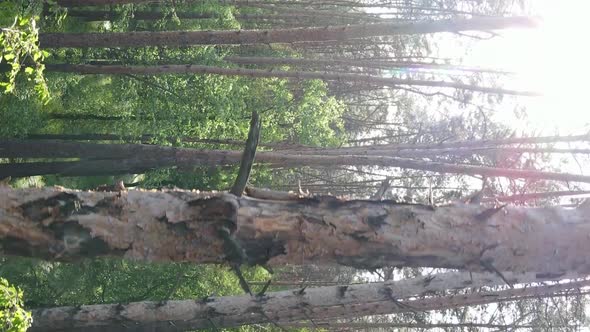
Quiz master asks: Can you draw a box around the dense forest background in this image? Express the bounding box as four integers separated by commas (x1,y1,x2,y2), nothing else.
1,0,590,331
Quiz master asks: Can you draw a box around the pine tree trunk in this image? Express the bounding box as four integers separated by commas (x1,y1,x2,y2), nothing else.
43,63,538,96
483,190,590,203
39,17,537,48
47,113,128,121
3,140,590,182
26,133,590,150
29,271,589,332
283,322,566,330
57,0,154,5
67,10,215,21
224,56,514,74
3,187,590,275
316,133,590,152
66,10,351,22
24,134,287,148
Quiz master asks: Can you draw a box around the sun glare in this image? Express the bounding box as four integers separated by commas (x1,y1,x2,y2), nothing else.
463,1,590,132
526,1,590,130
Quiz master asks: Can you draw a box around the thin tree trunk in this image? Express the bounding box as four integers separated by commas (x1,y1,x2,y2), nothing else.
66,10,336,22
66,10,215,21
26,133,143,141
224,56,515,75
47,113,128,121
3,140,590,182
39,16,537,48
24,134,289,148
29,269,590,332
326,133,590,152
56,0,154,5
236,3,385,21
483,190,590,203
247,280,363,286
25,134,590,155
295,146,590,157
283,322,552,330
44,63,538,96
3,187,590,274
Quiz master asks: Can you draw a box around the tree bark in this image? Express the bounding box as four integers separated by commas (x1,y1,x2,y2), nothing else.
283,322,563,330
3,140,590,182
43,63,538,96
56,0,155,5
3,187,590,275
66,10,215,21
24,134,288,148
29,269,590,332
224,56,515,75
46,113,127,121
2,140,590,182
296,146,590,157
66,10,355,22
24,133,590,150
314,133,590,153
483,190,590,203
39,16,537,48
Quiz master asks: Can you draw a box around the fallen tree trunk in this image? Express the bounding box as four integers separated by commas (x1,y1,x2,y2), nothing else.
2,187,590,275
29,271,590,332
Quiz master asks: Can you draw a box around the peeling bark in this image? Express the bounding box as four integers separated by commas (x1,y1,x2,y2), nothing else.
2,187,590,276
30,273,590,332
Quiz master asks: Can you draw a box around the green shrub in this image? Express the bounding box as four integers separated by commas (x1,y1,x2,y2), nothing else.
0,278,32,332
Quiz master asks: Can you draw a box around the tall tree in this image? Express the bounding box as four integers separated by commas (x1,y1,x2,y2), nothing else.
39,17,537,48
2,140,590,182
29,272,590,331
43,63,539,96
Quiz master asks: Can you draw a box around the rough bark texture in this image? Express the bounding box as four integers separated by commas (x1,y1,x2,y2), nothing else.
30,275,590,332
44,63,538,96
2,187,590,275
39,17,537,48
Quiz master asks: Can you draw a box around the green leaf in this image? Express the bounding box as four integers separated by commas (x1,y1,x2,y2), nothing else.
24,67,34,74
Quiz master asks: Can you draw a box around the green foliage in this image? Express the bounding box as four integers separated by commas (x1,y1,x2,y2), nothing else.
0,90,45,137
0,278,32,332
140,167,237,190
296,80,346,147
0,257,270,308
0,1,49,103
